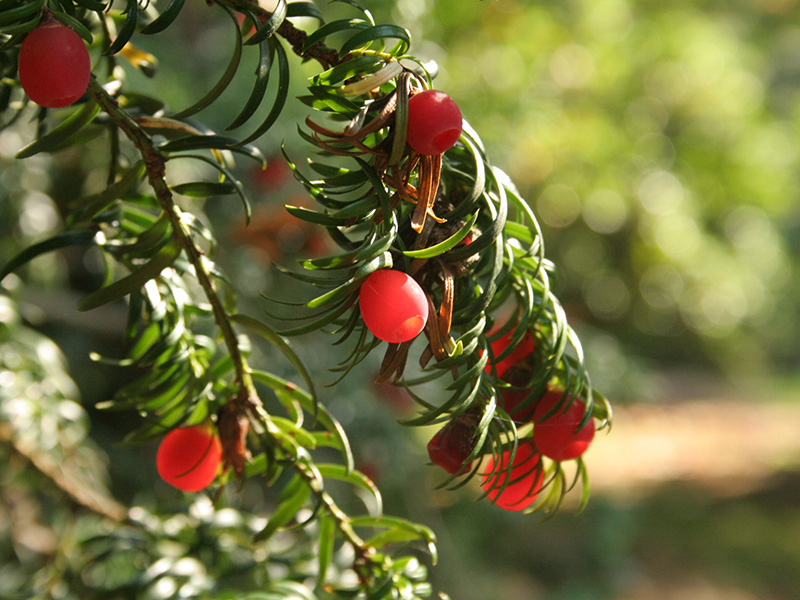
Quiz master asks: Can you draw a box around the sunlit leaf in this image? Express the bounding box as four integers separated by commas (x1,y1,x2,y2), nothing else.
245,0,286,45
77,240,182,311
403,211,478,258
339,24,410,56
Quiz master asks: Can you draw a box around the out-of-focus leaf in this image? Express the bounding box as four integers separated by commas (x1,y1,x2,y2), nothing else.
254,476,311,541
172,6,242,118
316,464,382,514
350,515,437,562
250,369,353,472
118,43,158,77
135,116,204,137
272,417,318,448
75,0,108,12
0,0,42,27
171,153,252,222
331,0,374,23
119,92,166,114
0,230,98,281
70,161,146,222
316,513,336,589
160,134,254,155
171,180,237,198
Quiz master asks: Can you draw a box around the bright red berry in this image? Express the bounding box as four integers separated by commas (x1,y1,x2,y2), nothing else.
406,90,463,155
156,423,223,492
18,20,91,109
359,269,429,343
484,330,535,380
533,391,595,462
481,439,544,511
427,419,475,475
484,329,536,421
498,388,537,423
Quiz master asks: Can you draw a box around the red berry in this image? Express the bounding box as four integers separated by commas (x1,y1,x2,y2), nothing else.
406,90,463,155
18,20,91,108
156,424,222,492
533,391,595,462
359,270,429,343
427,419,475,475
484,330,535,380
481,439,544,511
499,388,536,423
484,329,536,421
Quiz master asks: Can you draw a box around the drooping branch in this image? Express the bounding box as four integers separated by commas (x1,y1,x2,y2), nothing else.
86,78,255,400
85,77,413,586
0,422,126,523
220,0,343,69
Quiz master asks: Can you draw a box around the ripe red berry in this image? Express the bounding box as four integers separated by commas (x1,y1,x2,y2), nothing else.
484,329,536,421
484,330,535,379
156,424,223,492
481,439,544,511
18,20,91,108
359,269,429,343
406,90,463,155
427,419,475,475
498,388,536,423
533,391,595,462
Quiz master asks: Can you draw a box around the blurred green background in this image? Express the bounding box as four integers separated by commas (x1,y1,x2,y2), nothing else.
3,0,800,598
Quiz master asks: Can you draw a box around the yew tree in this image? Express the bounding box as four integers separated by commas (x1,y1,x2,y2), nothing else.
0,0,611,598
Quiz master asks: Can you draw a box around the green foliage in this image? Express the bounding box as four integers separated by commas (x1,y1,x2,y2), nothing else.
0,0,608,598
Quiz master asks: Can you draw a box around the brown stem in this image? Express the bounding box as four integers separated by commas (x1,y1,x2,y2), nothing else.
88,78,378,577
86,78,254,399
220,0,342,69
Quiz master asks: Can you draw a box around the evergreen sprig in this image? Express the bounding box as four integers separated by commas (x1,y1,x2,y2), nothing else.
0,0,610,597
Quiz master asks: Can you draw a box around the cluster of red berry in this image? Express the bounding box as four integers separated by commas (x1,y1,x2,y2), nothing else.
358,89,463,344
357,90,595,511
152,89,464,493
18,18,91,108
428,332,596,511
